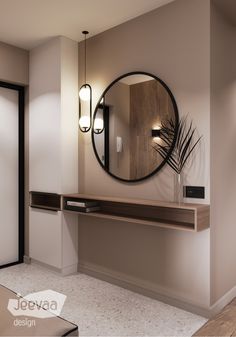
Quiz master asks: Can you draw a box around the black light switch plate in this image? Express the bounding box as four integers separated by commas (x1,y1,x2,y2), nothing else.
184,186,205,199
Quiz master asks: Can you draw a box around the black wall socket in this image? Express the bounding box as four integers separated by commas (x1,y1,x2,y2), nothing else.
184,186,205,199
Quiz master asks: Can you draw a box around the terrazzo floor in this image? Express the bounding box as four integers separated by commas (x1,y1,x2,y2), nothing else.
0,263,206,336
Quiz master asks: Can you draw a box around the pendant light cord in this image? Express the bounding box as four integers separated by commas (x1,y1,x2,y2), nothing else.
82,31,89,85
84,33,87,84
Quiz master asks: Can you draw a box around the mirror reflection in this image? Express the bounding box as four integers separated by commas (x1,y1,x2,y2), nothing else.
92,73,178,182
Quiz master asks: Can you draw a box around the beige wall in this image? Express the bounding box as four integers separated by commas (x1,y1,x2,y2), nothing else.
210,3,236,304
78,0,211,310
79,0,210,203
0,41,28,85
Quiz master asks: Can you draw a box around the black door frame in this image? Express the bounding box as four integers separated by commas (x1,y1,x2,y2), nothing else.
0,81,24,269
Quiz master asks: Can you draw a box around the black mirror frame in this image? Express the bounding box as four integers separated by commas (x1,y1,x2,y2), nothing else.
91,71,179,183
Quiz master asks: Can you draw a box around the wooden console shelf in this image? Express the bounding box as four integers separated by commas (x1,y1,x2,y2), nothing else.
62,194,210,232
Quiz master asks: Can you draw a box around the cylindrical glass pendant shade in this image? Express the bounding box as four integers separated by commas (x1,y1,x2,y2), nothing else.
79,85,91,101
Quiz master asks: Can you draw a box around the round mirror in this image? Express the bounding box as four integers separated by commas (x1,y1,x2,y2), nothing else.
92,72,179,182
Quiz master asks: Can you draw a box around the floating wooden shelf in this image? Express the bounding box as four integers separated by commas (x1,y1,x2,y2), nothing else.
62,194,210,232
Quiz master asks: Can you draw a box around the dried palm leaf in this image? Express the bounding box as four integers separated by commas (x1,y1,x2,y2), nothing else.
153,116,201,174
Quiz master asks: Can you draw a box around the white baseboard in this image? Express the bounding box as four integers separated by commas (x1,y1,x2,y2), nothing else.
23,255,31,264
30,258,78,276
61,263,78,276
78,261,211,318
209,285,236,316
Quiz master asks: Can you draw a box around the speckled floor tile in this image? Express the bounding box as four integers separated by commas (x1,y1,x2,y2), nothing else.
0,263,206,336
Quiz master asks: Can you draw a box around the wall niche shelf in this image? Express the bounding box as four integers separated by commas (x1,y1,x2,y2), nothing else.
30,191,61,212
62,194,210,232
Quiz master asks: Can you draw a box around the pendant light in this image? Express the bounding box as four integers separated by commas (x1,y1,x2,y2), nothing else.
79,31,92,133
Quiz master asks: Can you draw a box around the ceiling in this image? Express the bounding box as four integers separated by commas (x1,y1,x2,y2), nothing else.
0,0,174,50
213,0,236,26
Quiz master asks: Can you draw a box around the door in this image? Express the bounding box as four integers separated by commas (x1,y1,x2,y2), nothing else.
0,82,24,268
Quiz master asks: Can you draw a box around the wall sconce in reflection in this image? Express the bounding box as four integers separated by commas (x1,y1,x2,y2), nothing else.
93,98,106,134
94,117,104,134
79,31,92,133
152,128,161,138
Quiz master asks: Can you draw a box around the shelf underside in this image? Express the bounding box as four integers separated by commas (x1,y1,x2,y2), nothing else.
63,209,195,231
31,204,60,212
